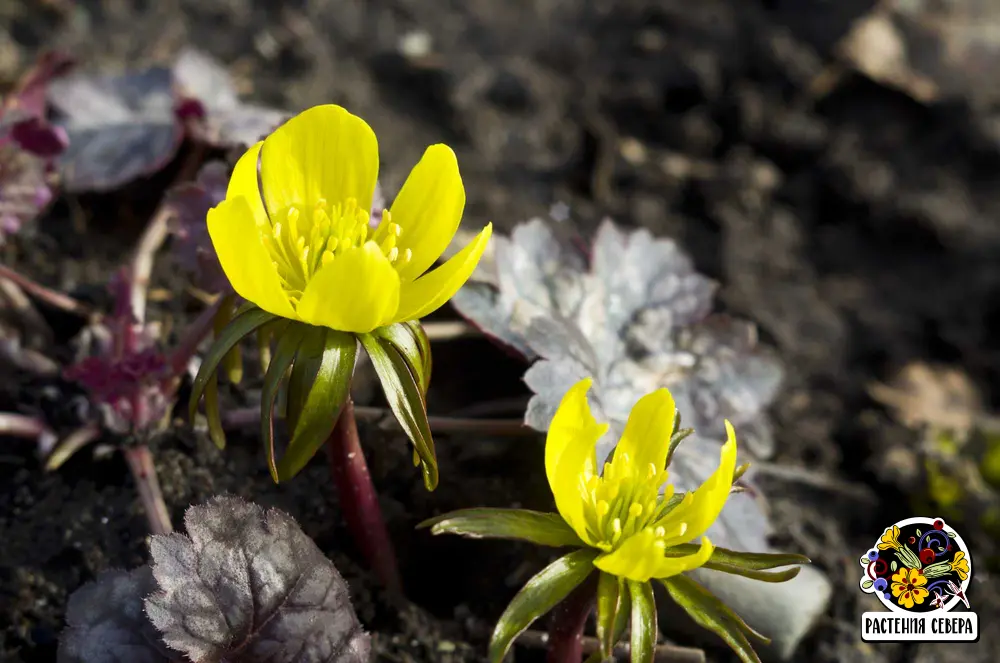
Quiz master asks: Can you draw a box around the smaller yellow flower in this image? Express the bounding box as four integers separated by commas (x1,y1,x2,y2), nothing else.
423,377,810,663
546,378,737,582
878,525,901,551
950,551,970,580
891,567,929,609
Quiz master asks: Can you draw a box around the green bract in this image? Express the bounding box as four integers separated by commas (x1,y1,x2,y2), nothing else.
189,303,439,488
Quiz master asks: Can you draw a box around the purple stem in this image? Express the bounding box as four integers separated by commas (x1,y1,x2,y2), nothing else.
547,572,598,663
122,444,173,536
325,398,402,594
0,263,92,317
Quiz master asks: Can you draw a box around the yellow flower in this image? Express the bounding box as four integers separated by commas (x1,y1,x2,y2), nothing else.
878,525,901,551
207,104,492,334
424,376,808,663
545,378,737,583
950,551,970,580
891,567,929,609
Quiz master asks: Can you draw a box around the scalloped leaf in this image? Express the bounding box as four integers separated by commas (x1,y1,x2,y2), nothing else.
58,567,175,663
145,495,370,663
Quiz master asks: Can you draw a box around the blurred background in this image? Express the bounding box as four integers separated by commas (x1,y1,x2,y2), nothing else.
2,1,1000,662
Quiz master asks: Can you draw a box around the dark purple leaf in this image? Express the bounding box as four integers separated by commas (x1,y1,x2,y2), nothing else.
58,567,176,663
9,116,69,158
47,66,182,192
145,495,370,663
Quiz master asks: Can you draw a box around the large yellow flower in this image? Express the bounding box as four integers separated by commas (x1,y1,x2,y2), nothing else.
891,567,929,609
207,104,492,333
546,378,737,582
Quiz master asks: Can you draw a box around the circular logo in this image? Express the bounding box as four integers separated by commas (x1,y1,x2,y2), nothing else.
859,517,972,613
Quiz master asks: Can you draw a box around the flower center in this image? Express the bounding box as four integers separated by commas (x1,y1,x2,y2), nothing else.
581,451,688,552
259,197,411,301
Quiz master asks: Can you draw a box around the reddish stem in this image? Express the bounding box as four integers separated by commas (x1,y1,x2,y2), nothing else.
0,263,92,317
123,445,173,536
547,573,597,663
325,398,402,594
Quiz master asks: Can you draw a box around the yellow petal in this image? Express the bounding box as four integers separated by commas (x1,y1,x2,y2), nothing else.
613,388,676,473
595,531,714,582
207,196,296,319
226,140,268,226
658,421,738,547
259,104,379,217
389,144,466,282
545,378,608,545
296,241,401,333
391,222,492,323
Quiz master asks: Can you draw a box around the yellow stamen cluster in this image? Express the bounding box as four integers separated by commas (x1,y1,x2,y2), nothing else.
581,451,690,552
260,198,412,302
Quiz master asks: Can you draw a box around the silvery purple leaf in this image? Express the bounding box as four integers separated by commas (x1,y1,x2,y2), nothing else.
47,66,182,192
451,281,534,357
58,567,176,663
471,216,783,460
172,48,290,149
145,495,370,663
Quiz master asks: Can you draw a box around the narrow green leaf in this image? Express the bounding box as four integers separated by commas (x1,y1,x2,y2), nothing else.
257,325,273,373
663,411,693,468
732,462,751,483
189,307,274,422
376,321,432,395
419,508,585,547
212,298,243,385
405,320,432,392
203,372,225,449
276,329,356,481
232,299,257,318
260,327,305,482
489,548,598,663
628,580,657,663
664,545,810,582
360,332,438,490
660,574,768,663
284,325,324,436
595,572,623,658
862,579,874,590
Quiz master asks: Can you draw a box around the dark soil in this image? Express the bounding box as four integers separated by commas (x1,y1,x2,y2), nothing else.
2,0,1000,662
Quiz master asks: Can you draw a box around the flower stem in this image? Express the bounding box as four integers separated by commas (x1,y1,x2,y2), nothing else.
325,398,402,594
223,405,536,438
547,573,597,663
122,444,173,536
